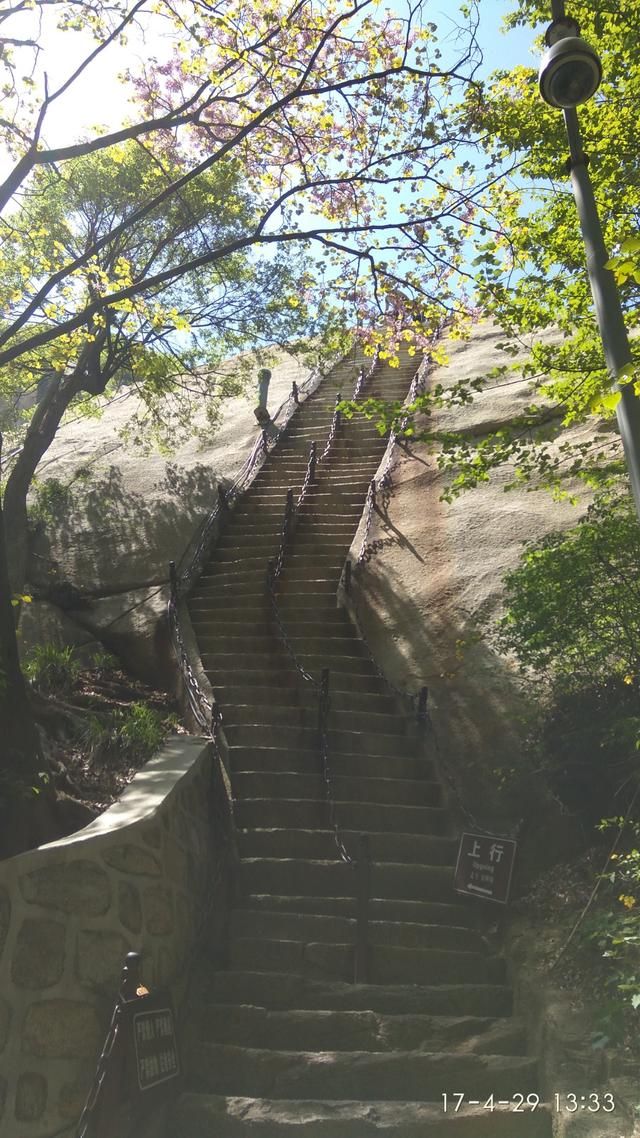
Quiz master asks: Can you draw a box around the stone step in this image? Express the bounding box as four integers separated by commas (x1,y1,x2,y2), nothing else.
227,747,430,781
231,772,440,809
216,685,396,715
225,725,424,758
202,652,379,675
237,828,454,864
229,910,483,954
210,548,341,566
211,668,386,696
234,797,450,835
207,971,511,1018
237,894,476,928
221,703,412,737
237,858,458,904
230,747,427,780
243,491,365,508
197,592,338,611
217,527,356,549
188,1043,535,1102
202,1004,526,1055
170,1093,552,1137
227,937,504,987
196,635,369,658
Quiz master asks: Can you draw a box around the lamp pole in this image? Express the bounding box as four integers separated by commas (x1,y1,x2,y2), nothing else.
545,0,640,520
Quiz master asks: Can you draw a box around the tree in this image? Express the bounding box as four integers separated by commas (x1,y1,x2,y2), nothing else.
1,140,313,592
0,0,506,379
342,0,640,501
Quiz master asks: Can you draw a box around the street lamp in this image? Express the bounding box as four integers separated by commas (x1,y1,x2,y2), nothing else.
538,2,640,522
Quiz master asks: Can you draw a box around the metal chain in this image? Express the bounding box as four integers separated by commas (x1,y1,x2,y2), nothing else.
318,670,354,865
320,393,341,461
356,479,377,566
75,1002,122,1138
176,361,331,589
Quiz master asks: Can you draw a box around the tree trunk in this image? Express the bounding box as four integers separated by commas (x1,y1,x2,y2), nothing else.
4,338,109,593
0,474,60,858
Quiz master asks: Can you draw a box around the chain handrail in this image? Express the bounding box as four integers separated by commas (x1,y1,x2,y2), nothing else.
320,392,342,461
352,346,380,400
318,668,353,865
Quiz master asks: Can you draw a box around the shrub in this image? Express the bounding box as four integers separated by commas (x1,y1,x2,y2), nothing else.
496,486,640,688
81,703,176,763
25,643,80,694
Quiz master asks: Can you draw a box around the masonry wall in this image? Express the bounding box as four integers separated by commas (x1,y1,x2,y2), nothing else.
0,735,215,1138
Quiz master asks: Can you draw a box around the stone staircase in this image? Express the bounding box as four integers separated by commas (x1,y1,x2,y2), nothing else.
169,351,553,1136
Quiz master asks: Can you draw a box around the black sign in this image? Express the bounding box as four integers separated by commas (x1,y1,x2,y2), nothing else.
454,832,517,905
131,1001,180,1091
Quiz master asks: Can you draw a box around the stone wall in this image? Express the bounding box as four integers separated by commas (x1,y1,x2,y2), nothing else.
0,735,216,1138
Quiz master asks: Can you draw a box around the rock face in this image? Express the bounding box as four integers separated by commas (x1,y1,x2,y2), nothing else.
18,350,314,685
347,320,615,865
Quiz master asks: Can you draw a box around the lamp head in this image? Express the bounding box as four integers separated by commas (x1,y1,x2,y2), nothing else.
539,20,602,108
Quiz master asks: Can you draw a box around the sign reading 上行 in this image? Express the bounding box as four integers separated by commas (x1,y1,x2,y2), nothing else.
132,1004,180,1091
454,832,517,905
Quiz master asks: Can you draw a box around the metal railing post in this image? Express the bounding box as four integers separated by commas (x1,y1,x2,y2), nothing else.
318,667,330,737
354,833,371,984
344,559,351,595
292,380,300,404
309,440,317,484
417,685,429,725
168,560,178,603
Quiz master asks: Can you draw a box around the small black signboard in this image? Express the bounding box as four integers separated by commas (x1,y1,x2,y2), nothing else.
131,1001,180,1091
454,832,517,905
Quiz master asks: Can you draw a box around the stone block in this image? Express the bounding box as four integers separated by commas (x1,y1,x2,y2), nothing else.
22,1000,102,1058
19,860,111,915
144,885,174,936
0,998,11,1054
118,881,142,934
12,918,66,989
76,929,131,988
57,1063,95,1120
102,844,161,876
15,1072,47,1122
0,886,10,961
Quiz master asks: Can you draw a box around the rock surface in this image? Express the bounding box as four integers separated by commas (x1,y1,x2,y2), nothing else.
18,349,315,683
348,319,616,867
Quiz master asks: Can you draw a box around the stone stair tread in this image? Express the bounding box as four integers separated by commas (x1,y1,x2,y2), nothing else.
228,909,482,951
171,1093,552,1136
202,1004,526,1054
237,827,451,862
237,894,477,926
235,798,451,835
207,971,512,1016
227,937,505,986
188,1041,538,1100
